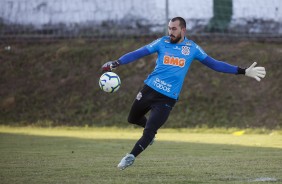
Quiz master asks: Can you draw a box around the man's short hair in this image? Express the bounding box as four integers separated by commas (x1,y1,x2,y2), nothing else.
171,17,186,29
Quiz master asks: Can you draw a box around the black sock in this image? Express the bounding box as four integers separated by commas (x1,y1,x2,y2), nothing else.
130,134,153,157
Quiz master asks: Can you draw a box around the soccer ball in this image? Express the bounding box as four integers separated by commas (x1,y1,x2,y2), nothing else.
99,72,121,93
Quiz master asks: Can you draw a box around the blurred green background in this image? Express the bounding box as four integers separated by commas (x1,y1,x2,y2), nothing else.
0,39,281,128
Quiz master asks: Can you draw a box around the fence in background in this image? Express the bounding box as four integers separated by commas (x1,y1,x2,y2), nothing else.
0,0,281,41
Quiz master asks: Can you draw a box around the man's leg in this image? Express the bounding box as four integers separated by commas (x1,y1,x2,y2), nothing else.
118,86,176,170
118,103,173,170
127,87,152,128
127,99,149,128
117,88,151,170
129,103,173,157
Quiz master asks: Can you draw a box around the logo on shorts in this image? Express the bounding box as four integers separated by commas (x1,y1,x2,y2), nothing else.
136,92,142,100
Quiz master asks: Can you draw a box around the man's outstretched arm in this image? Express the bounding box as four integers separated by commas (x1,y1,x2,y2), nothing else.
101,47,151,72
200,56,266,81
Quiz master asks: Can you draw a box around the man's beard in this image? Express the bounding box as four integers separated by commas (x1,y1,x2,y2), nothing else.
169,34,182,43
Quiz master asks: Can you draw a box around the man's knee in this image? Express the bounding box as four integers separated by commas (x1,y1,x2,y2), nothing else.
127,116,136,124
127,115,146,127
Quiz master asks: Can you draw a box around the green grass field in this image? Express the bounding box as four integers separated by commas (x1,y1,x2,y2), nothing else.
0,126,281,184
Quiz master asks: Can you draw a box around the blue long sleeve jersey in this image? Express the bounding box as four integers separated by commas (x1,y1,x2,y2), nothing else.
118,36,239,100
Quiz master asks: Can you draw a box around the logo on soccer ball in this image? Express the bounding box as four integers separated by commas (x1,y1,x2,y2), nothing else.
99,72,121,93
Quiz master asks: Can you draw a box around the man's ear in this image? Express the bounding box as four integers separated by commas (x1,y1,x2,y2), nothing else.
182,27,186,34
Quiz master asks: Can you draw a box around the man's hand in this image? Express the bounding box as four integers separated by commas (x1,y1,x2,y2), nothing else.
101,60,120,72
245,62,266,82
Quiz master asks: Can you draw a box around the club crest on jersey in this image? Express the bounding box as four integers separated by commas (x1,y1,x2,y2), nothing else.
181,46,190,55
163,55,186,67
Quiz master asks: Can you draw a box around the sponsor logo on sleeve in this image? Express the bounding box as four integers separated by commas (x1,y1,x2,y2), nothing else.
149,38,161,47
196,45,206,55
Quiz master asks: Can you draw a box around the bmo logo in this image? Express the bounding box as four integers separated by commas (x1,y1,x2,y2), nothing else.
163,55,186,67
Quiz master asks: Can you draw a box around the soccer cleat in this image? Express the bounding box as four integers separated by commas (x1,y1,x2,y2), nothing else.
117,153,135,170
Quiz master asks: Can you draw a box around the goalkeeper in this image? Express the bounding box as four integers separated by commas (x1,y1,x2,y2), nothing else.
101,17,266,170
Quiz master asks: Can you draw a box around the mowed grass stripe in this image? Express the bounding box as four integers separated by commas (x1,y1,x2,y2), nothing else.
0,126,281,148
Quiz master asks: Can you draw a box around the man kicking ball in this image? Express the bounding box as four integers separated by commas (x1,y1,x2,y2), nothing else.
102,17,266,170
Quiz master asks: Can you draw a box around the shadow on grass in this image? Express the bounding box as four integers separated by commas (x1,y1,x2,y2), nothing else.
0,133,281,184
